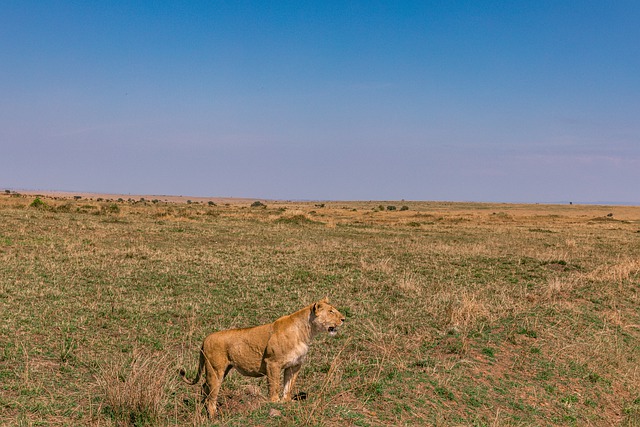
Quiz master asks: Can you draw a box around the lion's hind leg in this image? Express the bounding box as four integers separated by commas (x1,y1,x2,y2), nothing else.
202,362,228,418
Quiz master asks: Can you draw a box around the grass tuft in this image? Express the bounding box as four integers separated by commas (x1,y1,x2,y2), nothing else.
95,352,176,426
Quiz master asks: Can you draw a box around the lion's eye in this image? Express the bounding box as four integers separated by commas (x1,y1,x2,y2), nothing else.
329,309,335,314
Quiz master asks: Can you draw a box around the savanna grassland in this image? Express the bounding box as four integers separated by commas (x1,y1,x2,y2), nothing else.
1,192,639,426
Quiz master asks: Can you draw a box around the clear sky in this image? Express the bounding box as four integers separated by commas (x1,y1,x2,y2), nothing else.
1,1,639,203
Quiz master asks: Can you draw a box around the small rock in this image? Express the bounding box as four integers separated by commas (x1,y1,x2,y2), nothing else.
269,408,282,417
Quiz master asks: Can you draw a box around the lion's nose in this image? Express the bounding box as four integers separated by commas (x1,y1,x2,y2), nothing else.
341,317,345,323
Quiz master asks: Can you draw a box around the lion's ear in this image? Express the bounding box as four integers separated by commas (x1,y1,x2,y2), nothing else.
321,296,329,304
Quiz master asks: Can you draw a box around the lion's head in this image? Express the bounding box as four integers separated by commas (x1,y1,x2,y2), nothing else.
311,298,345,336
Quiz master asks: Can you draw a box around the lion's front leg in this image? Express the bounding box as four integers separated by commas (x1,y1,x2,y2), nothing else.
266,362,282,402
282,364,301,402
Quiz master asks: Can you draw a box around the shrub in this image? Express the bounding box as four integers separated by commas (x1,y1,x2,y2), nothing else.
275,213,318,225
208,201,216,206
251,201,266,208
400,205,409,211
387,205,397,211
102,204,120,214
55,203,73,213
29,197,48,209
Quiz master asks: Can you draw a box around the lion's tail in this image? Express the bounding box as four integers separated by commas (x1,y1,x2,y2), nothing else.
178,346,205,385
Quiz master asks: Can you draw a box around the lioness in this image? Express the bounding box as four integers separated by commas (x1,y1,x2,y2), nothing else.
179,298,345,417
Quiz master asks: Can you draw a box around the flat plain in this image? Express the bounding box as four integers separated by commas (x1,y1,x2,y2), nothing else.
1,192,639,426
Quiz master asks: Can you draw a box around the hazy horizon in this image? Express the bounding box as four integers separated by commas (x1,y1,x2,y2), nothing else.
6,187,640,207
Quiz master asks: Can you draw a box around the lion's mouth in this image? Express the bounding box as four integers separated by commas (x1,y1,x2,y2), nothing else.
328,326,338,336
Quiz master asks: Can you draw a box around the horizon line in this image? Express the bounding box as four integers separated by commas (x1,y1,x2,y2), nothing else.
4,187,640,207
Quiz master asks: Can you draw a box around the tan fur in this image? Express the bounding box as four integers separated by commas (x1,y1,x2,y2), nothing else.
179,298,345,417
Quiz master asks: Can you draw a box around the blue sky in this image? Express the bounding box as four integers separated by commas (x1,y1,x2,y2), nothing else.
1,1,639,202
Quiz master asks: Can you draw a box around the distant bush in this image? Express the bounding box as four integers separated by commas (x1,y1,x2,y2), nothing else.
55,203,73,213
251,201,266,208
275,214,318,225
29,197,48,209
208,201,216,206
400,205,409,211
102,204,120,214
387,205,397,211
